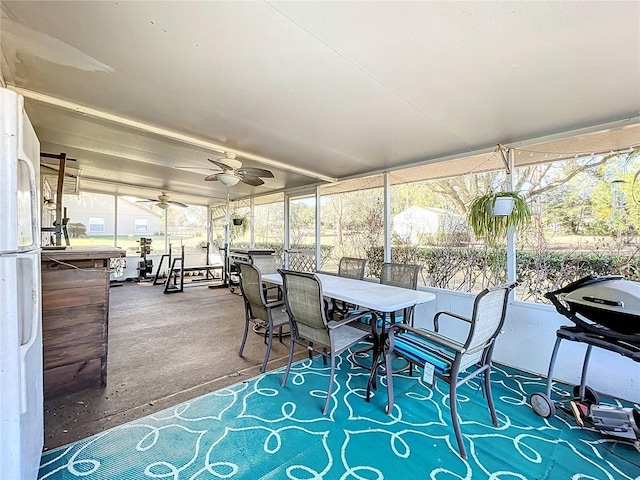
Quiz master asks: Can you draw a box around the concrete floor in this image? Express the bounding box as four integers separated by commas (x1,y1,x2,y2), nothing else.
43,279,303,451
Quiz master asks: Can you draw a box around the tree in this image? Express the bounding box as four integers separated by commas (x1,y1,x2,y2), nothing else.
289,200,315,247
543,185,593,234
390,183,442,214
254,202,284,245
537,164,599,235
428,154,614,222
67,222,86,238
587,162,640,236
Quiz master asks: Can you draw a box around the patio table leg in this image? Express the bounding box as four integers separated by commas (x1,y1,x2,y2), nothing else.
366,312,383,402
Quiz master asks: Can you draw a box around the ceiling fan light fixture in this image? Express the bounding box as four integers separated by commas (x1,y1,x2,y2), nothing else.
217,173,240,186
157,202,169,209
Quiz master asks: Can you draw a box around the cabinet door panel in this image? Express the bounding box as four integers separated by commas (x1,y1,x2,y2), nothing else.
42,285,107,310
43,359,102,398
43,336,107,370
41,268,107,290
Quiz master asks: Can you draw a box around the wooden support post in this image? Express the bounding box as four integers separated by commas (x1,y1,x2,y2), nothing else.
54,153,66,246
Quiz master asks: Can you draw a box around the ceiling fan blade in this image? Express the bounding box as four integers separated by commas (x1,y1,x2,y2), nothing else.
208,159,233,171
174,166,212,171
239,175,265,186
168,200,188,208
204,174,219,181
238,167,274,178
137,198,159,203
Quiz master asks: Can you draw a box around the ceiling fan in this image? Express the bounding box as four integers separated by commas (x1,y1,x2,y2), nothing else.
207,152,275,186
137,192,187,209
176,152,274,187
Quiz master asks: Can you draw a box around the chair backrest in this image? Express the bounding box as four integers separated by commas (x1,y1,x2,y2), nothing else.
338,257,367,280
460,283,515,370
380,263,420,290
252,255,282,275
278,269,331,347
238,263,268,321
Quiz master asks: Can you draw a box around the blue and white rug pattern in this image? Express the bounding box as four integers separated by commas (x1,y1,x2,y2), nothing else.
39,348,640,479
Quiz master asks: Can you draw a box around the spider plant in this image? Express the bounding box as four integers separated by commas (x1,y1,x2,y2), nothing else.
468,191,531,243
230,212,249,235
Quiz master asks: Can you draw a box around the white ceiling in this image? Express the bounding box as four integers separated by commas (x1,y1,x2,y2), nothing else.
2,1,639,205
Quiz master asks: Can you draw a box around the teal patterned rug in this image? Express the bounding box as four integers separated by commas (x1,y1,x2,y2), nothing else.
39,346,640,479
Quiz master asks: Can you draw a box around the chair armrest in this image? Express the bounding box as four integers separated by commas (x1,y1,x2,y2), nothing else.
433,310,471,332
327,310,375,329
263,284,283,301
265,299,285,309
387,323,465,353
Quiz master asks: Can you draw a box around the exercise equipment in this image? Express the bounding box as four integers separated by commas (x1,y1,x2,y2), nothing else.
163,245,224,293
152,244,173,285
40,152,73,246
136,237,154,281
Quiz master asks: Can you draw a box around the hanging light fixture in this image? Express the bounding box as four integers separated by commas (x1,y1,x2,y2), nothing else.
217,173,240,187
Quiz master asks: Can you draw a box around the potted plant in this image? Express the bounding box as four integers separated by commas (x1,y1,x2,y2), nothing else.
230,213,249,234
468,191,531,242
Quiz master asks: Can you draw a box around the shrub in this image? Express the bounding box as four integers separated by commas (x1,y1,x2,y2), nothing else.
366,245,639,302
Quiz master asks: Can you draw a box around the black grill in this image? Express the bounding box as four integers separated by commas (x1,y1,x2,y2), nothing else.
545,275,640,342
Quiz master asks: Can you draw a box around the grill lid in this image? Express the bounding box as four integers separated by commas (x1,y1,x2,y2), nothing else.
560,278,640,315
548,275,640,336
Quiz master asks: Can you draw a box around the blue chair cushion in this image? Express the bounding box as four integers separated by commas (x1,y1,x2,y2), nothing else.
392,331,454,375
347,310,404,328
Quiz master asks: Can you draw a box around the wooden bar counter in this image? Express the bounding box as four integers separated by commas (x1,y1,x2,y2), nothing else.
41,246,125,399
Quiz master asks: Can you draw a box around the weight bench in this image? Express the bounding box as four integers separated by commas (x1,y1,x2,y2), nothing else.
164,262,224,293
163,245,224,293
153,252,171,285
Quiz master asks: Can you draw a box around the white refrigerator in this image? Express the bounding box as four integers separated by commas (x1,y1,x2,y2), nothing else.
0,87,44,480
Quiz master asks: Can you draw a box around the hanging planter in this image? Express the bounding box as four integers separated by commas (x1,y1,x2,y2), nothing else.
488,196,515,216
230,213,249,234
468,191,531,243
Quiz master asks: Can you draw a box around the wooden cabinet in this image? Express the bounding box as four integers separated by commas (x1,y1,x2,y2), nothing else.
41,247,124,399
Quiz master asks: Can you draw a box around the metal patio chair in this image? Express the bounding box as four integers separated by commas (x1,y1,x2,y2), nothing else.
379,262,421,325
237,262,290,373
251,255,283,301
351,262,421,369
338,257,367,279
385,282,517,459
330,257,367,319
279,269,371,415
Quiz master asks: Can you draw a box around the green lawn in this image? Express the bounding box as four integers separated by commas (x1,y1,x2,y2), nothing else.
68,235,207,254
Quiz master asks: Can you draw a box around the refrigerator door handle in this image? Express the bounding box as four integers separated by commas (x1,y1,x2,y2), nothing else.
19,255,39,414
17,152,40,252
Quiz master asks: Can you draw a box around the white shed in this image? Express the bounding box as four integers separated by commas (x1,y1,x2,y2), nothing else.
393,206,464,244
